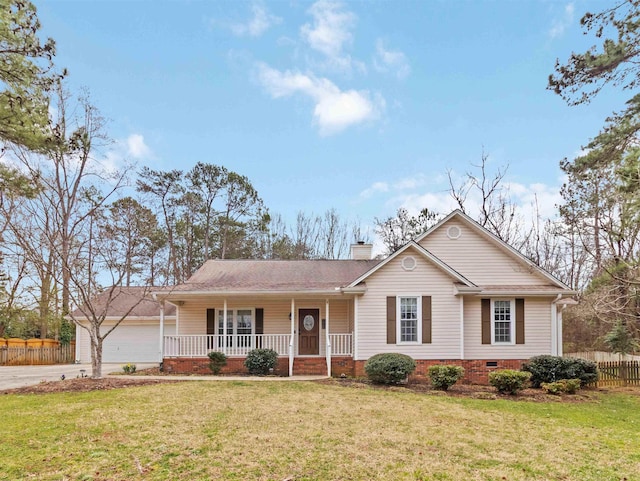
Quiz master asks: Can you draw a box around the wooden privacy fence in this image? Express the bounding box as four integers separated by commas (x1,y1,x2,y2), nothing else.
596,361,640,387
0,339,75,366
566,351,640,362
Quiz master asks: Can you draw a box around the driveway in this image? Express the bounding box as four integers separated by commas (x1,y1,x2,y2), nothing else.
0,363,158,390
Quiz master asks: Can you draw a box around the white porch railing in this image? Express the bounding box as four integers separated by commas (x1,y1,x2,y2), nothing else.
163,333,353,358
164,334,290,357
329,333,353,356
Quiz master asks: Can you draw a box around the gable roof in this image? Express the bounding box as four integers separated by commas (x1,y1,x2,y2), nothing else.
415,209,572,290
167,259,381,294
347,241,477,288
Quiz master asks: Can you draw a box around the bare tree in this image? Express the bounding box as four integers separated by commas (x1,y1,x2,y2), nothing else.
374,208,438,255
448,152,523,247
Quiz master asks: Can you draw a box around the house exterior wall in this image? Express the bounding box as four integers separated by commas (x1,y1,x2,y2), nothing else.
356,246,461,360
462,297,552,359
419,218,550,285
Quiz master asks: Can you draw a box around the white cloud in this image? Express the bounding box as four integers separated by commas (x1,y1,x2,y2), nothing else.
548,3,575,39
257,63,384,135
363,169,563,230
126,134,152,159
359,181,389,199
231,2,282,37
300,0,357,71
373,39,411,79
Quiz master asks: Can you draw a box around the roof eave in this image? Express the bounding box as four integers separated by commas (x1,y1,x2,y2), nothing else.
156,288,352,298
470,289,577,297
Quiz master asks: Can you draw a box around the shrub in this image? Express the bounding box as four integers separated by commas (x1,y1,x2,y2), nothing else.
364,353,416,384
488,369,531,394
244,348,279,375
541,378,581,395
428,365,465,390
207,351,227,374
521,355,598,388
121,363,136,374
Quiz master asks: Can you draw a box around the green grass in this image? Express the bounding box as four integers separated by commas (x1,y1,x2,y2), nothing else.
1,381,639,480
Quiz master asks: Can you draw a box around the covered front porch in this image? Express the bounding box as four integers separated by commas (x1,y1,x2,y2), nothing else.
158,295,357,376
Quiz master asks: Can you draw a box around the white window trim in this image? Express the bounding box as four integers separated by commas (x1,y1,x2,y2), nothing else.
490,299,515,345
396,295,422,344
216,308,256,335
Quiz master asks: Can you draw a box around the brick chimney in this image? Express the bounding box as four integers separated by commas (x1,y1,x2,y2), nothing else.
350,241,373,260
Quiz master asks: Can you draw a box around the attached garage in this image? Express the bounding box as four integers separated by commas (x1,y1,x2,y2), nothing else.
72,287,176,364
75,319,176,363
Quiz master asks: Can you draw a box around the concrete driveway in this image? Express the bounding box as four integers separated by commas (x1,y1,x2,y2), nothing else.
0,363,158,390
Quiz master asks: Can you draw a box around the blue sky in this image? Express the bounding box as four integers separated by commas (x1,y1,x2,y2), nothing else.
37,0,625,238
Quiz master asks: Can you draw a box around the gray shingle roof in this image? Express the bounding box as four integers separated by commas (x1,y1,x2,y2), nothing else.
171,259,382,292
72,287,176,318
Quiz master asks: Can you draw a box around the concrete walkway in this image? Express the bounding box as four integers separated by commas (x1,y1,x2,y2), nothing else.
0,363,328,390
0,363,157,390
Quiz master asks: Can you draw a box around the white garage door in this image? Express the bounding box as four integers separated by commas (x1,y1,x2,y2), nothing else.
102,323,176,363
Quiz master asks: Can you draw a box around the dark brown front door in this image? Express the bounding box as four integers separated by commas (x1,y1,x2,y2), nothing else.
298,308,319,355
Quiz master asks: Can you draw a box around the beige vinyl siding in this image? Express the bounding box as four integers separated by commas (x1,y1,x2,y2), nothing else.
176,297,353,356
463,297,552,359
420,218,550,285
356,246,460,360
75,318,176,363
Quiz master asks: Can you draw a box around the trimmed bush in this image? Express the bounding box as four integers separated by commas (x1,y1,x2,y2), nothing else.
428,365,465,391
121,363,136,374
489,369,531,395
244,348,279,375
207,351,227,374
541,378,581,395
364,353,416,384
521,355,598,388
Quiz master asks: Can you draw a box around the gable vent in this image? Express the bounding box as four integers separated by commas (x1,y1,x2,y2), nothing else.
447,225,461,239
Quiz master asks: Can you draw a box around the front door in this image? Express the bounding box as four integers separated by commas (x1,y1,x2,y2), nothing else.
298,308,319,355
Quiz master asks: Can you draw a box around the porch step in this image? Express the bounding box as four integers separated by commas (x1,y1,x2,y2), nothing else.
292,358,328,376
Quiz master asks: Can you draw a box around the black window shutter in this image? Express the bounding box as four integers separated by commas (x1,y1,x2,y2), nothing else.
255,308,264,334
206,308,215,335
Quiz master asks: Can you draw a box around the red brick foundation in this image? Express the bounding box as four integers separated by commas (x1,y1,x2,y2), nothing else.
163,357,524,384
163,357,289,376
355,359,526,385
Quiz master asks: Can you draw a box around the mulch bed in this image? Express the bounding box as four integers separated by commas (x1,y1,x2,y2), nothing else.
314,377,604,402
1,377,178,395
0,368,624,402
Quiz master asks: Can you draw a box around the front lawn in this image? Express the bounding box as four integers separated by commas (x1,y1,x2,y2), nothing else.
1,381,638,480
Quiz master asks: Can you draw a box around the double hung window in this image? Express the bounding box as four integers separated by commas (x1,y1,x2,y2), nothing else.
492,300,514,344
218,309,254,348
398,296,420,343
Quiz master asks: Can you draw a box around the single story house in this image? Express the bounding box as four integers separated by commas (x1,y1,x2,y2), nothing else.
75,210,575,383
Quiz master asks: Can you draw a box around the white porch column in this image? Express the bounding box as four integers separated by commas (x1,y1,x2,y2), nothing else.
159,300,165,363
325,298,331,377
459,296,464,360
353,296,359,360
289,298,295,376
223,299,228,355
